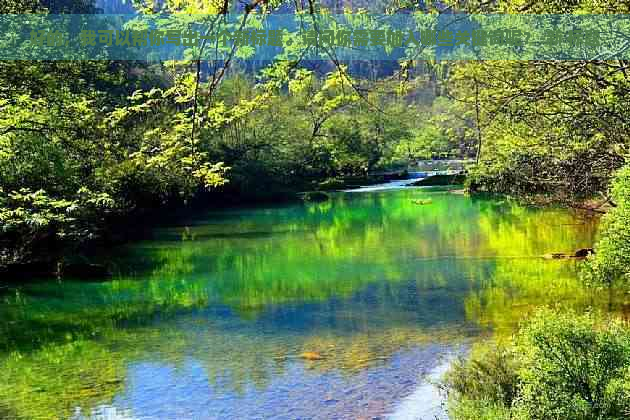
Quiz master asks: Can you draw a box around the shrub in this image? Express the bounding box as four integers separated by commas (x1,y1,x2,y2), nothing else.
445,309,630,420
447,396,512,420
583,164,630,284
514,310,630,420
444,343,520,408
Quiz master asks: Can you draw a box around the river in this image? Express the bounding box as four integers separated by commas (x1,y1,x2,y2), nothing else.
0,185,616,419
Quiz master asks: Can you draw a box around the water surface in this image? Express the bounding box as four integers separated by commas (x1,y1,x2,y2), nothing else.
1,187,616,419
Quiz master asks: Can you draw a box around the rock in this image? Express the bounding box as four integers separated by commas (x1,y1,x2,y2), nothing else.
573,248,594,258
412,199,433,205
299,351,323,361
61,263,111,279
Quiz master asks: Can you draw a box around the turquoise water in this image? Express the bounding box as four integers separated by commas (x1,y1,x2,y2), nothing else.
0,187,610,419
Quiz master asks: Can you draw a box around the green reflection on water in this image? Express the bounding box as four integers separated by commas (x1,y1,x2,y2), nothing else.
1,188,626,419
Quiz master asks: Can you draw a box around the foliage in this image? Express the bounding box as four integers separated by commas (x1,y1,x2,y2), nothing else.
390,96,475,162
0,188,115,263
446,309,630,420
0,59,229,263
102,73,229,204
2,0,483,265
444,343,520,411
441,3,630,200
583,164,630,284
515,310,630,420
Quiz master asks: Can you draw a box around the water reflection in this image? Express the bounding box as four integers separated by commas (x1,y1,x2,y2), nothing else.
1,188,622,419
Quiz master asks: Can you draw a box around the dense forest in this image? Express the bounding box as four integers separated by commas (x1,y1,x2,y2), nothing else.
2,1,630,419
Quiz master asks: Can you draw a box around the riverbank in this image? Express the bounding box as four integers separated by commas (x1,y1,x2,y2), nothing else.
442,165,630,420
0,171,411,280
3,166,613,283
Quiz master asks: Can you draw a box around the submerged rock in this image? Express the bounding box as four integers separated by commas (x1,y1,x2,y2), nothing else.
302,191,330,202
449,189,467,195
412,199,433,205
300,351,323,361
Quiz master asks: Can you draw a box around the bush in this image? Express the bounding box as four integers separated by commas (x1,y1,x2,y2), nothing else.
515,310,630,420
447,397,512,420
445,309,630,420
583,164,630,284
443,343,518,420
444,344,519,407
